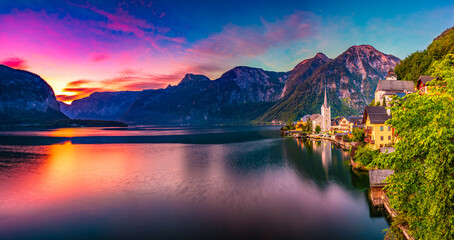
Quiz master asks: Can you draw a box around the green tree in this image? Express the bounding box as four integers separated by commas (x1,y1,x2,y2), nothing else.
352,128,365,142
306,118,313,133
370,54,454,239
315,125,321,133
354,144,378,167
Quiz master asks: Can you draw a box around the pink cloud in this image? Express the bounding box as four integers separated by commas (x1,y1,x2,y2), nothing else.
0,57,28,69
69,1,185,51
184,11,317,75
89,52,110,62
59,70,184,102
187,11,316,58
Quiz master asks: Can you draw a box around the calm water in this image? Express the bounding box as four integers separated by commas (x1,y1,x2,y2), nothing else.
0,126,388,240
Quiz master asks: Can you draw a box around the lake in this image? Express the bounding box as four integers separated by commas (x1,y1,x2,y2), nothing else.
0,126,388,239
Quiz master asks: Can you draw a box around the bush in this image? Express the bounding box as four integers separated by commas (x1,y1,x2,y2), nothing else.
354,144,379,167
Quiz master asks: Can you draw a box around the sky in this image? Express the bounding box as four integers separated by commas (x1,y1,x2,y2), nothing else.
0,0,453,103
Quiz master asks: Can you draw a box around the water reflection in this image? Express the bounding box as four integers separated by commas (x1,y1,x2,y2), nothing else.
0,127,387,240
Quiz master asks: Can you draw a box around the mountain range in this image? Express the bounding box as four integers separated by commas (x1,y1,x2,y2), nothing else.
0,44,401,126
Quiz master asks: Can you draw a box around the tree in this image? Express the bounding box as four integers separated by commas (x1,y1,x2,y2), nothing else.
370,54,454,239
351,128,365,142
315,125,321,133
354,144,378,167
306,118,313,133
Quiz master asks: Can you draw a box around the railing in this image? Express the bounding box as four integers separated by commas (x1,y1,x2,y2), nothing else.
364,127,373,134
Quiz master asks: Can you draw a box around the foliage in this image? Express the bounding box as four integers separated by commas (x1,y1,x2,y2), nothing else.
369,54,454,239
351,128,365,142
306,118,313,133
353,144,378,167
342,134,350,142
369,99,376,106
315,125,321,133
395,27,454,82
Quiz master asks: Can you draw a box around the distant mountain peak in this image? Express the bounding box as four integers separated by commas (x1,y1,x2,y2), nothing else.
314,52,330,61
178,74,211,86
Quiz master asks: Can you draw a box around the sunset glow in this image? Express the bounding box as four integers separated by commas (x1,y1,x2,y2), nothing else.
1,0,453,103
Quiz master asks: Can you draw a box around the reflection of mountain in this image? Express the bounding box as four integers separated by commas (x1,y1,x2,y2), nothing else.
284,139,357,191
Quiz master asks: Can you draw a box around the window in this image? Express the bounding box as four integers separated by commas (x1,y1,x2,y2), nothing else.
388,126,391,131
380,136,384,140
380,126,384,131
388,136,391,140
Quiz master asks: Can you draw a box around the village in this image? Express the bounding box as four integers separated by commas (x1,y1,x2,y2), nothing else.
281,69,438,240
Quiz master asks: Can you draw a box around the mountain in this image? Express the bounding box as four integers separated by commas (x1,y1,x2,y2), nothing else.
282,52,331,96
60,91,144,120
121,67,288,125
0,64,68,124
395,26,454,82
257,45,400,122
58,45,399,125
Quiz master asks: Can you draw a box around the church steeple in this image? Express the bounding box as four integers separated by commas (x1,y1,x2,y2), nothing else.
324,87,328,108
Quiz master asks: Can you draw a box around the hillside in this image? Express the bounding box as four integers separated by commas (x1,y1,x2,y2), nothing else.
395,26,454,81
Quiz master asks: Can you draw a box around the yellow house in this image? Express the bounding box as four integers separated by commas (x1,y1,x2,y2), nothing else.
362,106,393,149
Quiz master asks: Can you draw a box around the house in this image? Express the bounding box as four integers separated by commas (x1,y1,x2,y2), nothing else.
369,169,394,207
295,115,311,131
416,75,435,93
375,69,415,106
363,106,393,149
331,117,342,132
333,117,350,132
347,116,364,131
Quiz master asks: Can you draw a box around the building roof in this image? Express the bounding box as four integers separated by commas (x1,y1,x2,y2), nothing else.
347,116,363,125
331,117,342,126
418,75,435,85
376,80,415,92
310,114,322,121
363,106,391,124
301,115,311,122
369,169,394,187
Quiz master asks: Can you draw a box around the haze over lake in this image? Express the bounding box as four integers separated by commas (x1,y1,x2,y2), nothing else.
0,127,388,239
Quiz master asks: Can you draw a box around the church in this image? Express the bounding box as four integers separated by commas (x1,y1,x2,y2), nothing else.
320,88,331,132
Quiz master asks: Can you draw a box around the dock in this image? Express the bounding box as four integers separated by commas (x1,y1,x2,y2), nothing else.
369,169,415,240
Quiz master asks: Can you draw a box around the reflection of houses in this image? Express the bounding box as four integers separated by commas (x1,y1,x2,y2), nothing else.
369,169,394,207
416,75,435,94
375,69,415,106
363,106,393,149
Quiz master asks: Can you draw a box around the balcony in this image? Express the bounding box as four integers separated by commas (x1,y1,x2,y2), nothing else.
365,138,375,144
364,127,373,135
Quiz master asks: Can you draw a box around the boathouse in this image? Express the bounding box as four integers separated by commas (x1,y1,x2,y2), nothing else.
369,169,394,207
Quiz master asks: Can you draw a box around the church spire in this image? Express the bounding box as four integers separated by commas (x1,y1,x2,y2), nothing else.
324,87,328,108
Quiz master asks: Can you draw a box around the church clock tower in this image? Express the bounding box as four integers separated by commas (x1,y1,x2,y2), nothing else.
321,88,331,132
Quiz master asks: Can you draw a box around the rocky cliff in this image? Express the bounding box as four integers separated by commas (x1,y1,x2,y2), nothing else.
0,65,68,124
